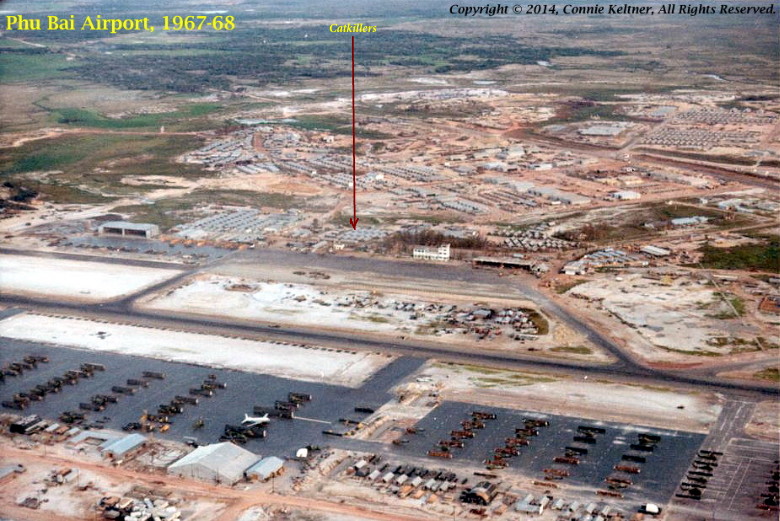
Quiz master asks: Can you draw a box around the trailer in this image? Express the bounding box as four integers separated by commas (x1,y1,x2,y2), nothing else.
142,371,166,380
622,454,646,463
158,404,183,415
506,437,530,446
484,457,507,469
439,440,464,448
451,430,475,439
59,411,85,423
578,425,606,435
175,395,199,405
111,386,135,395
254,406,294,419
614,465,641,474
19,392,43,402
495,447,519,457
427,451,453,459
289,392,312,402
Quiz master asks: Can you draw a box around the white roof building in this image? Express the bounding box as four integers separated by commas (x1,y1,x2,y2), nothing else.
609,190,641,200
245,456,285,481
168,443,259,485
641,245,671,257
100,433,147,461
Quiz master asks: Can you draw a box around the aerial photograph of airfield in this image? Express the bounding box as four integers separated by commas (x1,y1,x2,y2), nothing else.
0,0,778,520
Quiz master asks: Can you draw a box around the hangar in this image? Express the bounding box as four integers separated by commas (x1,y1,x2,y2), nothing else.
98,221,160,238
168,442,259,484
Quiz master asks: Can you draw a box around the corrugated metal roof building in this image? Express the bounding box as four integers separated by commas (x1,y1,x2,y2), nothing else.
100,433,147,460
168,442,259,485
245,456,285,481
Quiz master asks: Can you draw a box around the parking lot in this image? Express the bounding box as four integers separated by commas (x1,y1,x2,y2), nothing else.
392,401,705,505
679,436,779,521
0,340,423,456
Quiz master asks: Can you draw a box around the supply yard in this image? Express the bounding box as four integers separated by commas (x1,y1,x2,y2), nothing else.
362,400,705,505
139,274,583,355
0,339,722,520
0,340,420,453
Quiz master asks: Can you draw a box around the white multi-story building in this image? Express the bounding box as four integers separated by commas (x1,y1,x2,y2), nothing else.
413,244,451,262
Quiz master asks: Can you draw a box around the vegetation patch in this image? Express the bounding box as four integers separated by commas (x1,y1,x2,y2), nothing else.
49,103,224,131
754,367,780,382
550,346,593,355
555,278,588,294
708,293,746,319
382,229,489,252
696,239,779,272
659,346,722,357
0,52,77,82
524,309,549,336
355,314,391,324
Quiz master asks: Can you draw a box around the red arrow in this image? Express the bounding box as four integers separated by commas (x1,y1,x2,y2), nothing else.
349,35,359,230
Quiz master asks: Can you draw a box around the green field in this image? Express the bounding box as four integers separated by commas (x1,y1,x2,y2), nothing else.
697,239,780,272
0,133,209,204
0,53,77,82
47,102,224,131
0,134,206,176
287,114,393,140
